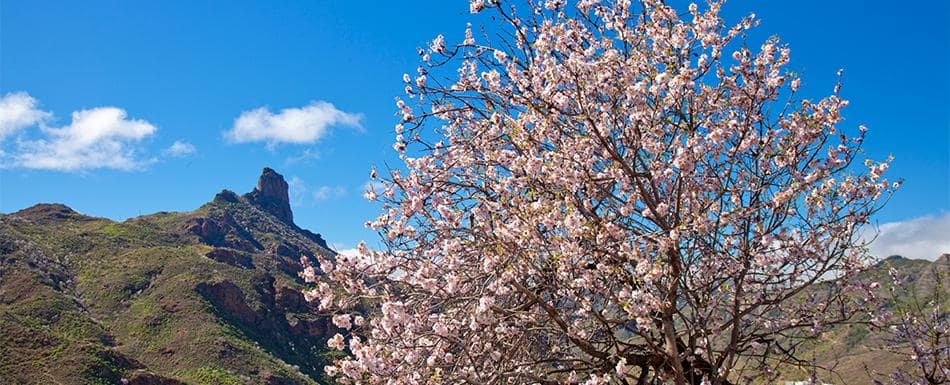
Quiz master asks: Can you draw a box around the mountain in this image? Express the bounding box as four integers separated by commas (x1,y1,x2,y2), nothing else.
0,168,340,385
789,254,949,384
1,168,945,384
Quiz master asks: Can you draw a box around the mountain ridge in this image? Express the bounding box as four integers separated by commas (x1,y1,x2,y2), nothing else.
0,168,339,385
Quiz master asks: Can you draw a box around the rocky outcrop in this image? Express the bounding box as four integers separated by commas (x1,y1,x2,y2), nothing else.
287,316,331,339
245,168,294,224
196,278,329,339
213,189,241,204
204,248,254,269
186,167,334,267
182,212,262,252
266,242,309,276
276,286,308,313
0,235,71,296
194,276,333,382
196,280,260,324
197,275,336,343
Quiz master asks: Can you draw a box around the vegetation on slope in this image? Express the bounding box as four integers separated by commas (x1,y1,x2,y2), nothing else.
0,169,338,384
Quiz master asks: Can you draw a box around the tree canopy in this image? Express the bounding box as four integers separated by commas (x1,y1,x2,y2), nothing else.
303,1,901,384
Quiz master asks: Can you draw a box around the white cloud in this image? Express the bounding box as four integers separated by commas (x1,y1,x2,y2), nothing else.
162,140,196,157
313,185,347,201
332,244,376,264
225,101,362,145
0,92,159,172
867,213,950,261
0,92,51,140
335,247,361,258
12,107,157,171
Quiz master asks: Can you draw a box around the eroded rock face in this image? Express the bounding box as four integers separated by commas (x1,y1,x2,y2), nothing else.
182,213,261,252
266,242,308,276
196,278,331,341
204,248,254,269
287,316,331,338
245,168,293,224
276,287,308,313
184,167,334,270
184,216,229,245
193,276,333,382
196,280,260,324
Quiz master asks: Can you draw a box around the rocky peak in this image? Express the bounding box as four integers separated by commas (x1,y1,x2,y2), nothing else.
244,167,294,224
13,203,86,222
256,168,290,204
213,189,240,204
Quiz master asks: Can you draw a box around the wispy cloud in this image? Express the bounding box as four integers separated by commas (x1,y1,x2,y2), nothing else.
9,103,157,172
224,101,362,146
313,185,347,201
0,92,51,140
867,213,950,261
284,148,321,166
286,176,347,206
162,140,196,157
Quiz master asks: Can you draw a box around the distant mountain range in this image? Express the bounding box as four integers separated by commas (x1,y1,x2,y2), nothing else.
794,253,949,384
0,168,945,384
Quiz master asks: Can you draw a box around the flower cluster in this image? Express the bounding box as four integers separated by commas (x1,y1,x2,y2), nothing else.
305,1,897,384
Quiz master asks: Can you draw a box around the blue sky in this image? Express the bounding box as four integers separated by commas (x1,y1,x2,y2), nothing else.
1,1,948,257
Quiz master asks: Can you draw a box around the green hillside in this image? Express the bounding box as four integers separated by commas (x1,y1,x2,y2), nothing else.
0,168,338,385
783,255,949,384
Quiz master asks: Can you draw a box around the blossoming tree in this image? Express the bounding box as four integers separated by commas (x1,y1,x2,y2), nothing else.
870,261,949,385
302,1,898,384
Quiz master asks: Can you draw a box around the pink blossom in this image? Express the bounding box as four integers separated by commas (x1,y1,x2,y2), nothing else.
303,1,896,384
328,333,345,350
333,314,352,329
